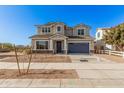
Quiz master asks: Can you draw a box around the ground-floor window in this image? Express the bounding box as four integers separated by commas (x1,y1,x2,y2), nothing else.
36,41,48,49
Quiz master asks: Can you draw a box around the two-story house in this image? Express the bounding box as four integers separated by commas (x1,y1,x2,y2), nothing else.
29,22,94,54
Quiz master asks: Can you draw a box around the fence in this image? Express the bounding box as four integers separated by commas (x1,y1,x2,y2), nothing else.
104,50,124,58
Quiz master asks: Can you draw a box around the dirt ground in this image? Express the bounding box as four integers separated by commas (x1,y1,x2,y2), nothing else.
0,54,72,63
96,54,124,63
0,69,78,79
0,55,15,59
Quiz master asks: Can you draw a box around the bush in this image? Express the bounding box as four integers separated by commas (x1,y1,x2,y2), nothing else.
0,49,10,52
0,43,14,52
23,49,31,54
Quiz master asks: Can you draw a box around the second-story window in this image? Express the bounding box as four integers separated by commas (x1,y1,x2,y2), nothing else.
42,27,50,33
78,29,84,35
97,32,100,38
78,29,81,35
45,28,47,33
48,27,50,32
42,27,45,32
57,26,61,31
81,29,84,35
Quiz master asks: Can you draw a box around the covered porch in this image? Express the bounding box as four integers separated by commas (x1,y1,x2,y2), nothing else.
49,33,68,54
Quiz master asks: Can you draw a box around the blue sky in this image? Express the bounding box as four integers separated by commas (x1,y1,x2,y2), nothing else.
0,5,124,45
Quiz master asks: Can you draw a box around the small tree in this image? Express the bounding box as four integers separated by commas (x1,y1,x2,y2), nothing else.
103,23,124,51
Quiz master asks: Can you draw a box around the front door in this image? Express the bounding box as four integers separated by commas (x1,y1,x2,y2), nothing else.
56,41,62,53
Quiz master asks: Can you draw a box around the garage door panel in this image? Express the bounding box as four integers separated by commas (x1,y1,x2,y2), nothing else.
68,43,89,53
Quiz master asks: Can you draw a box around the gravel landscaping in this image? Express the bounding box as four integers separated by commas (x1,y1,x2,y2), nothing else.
0,55,15,59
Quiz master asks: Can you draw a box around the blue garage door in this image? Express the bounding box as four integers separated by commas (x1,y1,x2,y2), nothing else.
68,43,89,53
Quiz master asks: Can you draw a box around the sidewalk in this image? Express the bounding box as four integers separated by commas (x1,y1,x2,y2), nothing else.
96,54,124,63
0,55,124,87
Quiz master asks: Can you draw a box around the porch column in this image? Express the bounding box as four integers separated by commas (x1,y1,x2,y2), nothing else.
49,40,54,53
50,40,53,49
32,40,36,50
64,39,67,54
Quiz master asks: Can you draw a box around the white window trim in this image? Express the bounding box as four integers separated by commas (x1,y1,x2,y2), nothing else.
42,26,51,34
35,40,49,50
57,26,61,31
97,32,100,38
56,25,63,33
78,29,85,35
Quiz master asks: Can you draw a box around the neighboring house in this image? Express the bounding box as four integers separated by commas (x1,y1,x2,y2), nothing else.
29,22,94,54
95,28,115,50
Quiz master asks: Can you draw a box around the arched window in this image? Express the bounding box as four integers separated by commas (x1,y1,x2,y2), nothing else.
97,32,100,38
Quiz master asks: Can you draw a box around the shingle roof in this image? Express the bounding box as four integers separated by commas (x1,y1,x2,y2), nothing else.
29,34,51,38
74,23,91,29
29,34,94,40
68,36,94,40
44,22,56,26
35,22,65,27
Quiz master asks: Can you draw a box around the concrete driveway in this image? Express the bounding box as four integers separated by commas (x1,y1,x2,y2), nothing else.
0,54,124,88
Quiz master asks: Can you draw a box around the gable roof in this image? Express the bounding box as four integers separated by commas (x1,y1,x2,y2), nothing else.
35,22,65,27
29,33,68,39
68,36,94,40
35,22,91,31
49,33,68,39
29,34,94,40
74,23,91,29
